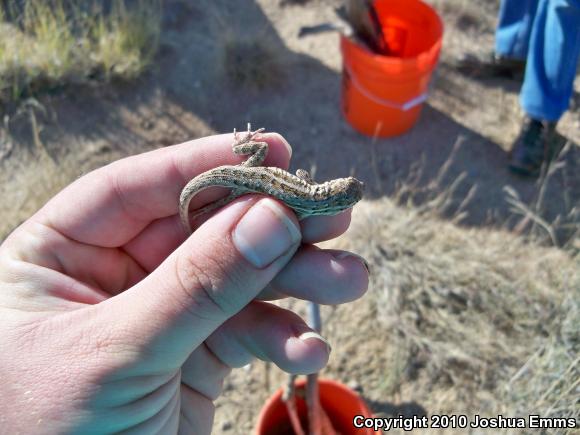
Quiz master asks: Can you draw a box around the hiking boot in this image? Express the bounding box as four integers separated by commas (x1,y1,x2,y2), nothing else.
509,116,558,177
454,51,526,80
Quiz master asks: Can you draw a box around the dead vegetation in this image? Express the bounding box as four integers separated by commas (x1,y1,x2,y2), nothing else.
329,152,579,432
0,0,161,103
0,1,577,432
503,142,580,251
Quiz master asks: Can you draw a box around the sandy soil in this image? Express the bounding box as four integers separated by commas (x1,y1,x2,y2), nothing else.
1,0,578,241
0,0,578,433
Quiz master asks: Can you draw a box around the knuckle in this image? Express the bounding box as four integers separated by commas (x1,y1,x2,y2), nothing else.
175,241,247,320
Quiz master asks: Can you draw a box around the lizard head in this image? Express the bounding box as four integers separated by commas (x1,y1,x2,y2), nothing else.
326,176,364,212
289,175,365,219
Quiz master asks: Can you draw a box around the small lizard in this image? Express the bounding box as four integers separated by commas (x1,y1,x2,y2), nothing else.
179,124,364,233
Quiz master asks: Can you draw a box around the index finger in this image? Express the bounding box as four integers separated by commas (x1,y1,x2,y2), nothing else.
34,132,292,247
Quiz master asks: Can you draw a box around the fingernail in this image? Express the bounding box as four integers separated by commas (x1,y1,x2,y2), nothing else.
298,331,332,355
233,198,301,268
333,251,371,275
264,133,292,158
292,324,332,354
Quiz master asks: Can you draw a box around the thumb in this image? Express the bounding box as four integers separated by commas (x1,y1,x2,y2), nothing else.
98,195,301,370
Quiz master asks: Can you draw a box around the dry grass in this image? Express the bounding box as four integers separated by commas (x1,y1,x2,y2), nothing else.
334,199,578,432
0,99,117,242
0,0,161,103
504,142,580,252
329,144,579,432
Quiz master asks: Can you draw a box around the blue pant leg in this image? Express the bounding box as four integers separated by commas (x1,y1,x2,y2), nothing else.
496,0,540,58
520,0,580,121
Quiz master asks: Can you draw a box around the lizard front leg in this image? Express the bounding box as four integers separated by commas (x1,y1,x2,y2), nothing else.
232,124,268,167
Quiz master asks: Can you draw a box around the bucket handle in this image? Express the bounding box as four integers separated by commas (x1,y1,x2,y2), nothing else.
343,63,428,111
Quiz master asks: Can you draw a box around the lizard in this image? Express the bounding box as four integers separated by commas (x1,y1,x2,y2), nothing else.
179,124,364,234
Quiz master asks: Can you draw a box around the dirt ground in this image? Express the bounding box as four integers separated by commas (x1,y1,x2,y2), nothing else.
0,0,578,433
1,0,579,240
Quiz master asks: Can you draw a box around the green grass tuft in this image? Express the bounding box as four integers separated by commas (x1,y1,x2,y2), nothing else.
0,0,161,103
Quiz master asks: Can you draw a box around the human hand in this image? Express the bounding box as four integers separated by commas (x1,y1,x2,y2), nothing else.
0,132,368,434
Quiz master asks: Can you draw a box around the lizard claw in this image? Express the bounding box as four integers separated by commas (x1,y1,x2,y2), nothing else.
235,123,265,143
246,123,265,138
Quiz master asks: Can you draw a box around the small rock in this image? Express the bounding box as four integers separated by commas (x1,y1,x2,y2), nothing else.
221,421,232,431
347,380,363,393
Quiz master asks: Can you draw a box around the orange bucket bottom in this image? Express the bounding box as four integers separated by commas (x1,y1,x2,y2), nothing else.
340,85,424,137
255,378,380,435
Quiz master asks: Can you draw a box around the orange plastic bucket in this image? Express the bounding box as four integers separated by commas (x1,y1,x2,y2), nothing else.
255,378,380,435
341,0,443,137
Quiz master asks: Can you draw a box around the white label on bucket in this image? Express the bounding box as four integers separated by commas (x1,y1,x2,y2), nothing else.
343,63,428,111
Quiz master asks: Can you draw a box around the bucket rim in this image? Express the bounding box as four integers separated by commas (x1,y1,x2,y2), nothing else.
341,0,444,74
254,378,376,434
